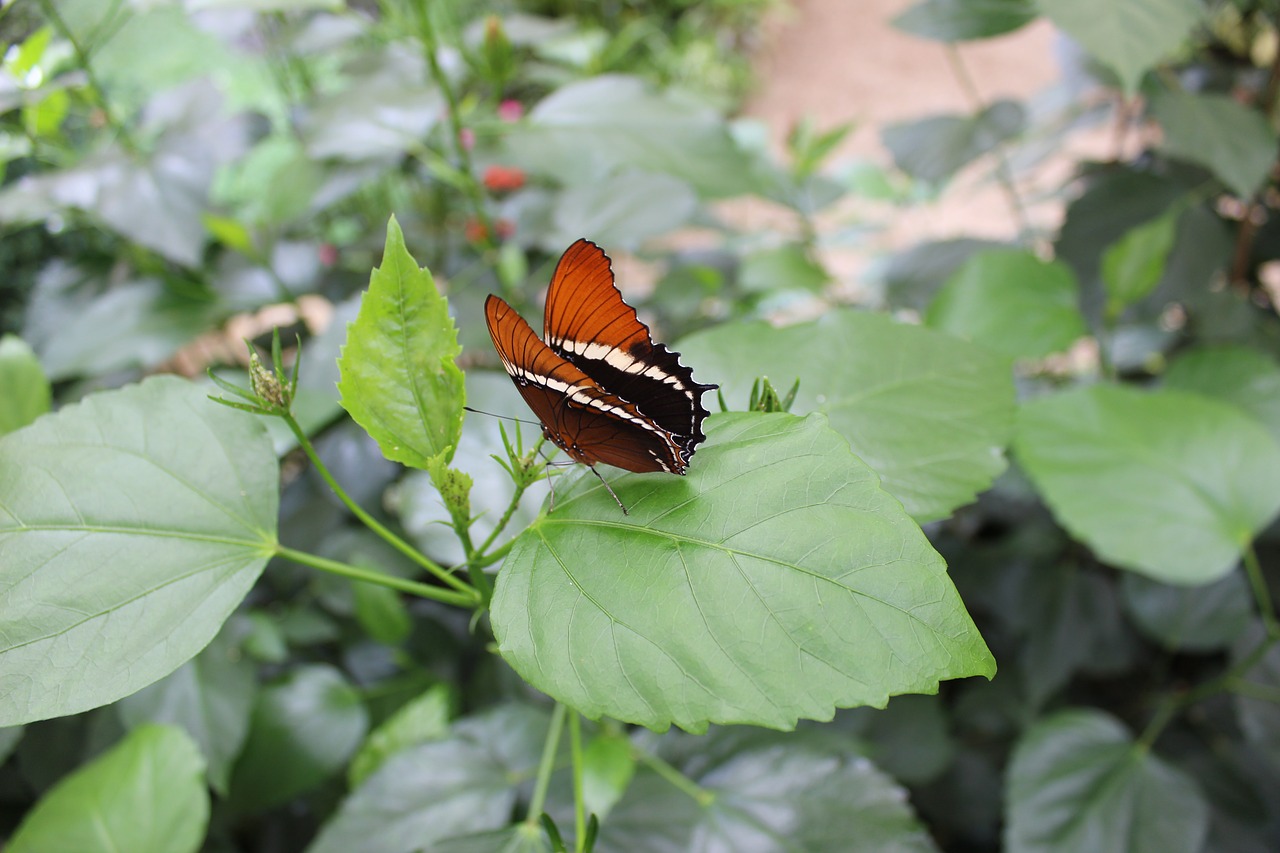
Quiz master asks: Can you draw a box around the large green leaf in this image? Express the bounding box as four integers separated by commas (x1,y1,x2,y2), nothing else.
679,311,1015,522
1152,90,1277,199
338,216,465,468
599,730,938,852
1005,709,1209,853
503,75,759,198
925,249,1086,359
492,414,995,733
229,664,368,815
1014,385,1280,584
0,376,278,726
308,704,548,853
7,724,208,853
1164,346,1280,447
1036,0,1202,93
547,170,697,250
882,100,1024,185
1121,572,1253,652
893,0,1036,41
0,335,50,435
117,624,257,795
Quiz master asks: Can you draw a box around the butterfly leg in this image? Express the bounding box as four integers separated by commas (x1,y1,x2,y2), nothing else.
589,466,629,515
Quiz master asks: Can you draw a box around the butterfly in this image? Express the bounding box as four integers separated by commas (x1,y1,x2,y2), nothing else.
484,239,716,513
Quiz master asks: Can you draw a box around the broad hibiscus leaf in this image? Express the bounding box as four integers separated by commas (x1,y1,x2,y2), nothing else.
1036,0,1202,94
338,215,465,468
925,248,1086,359
599,729,938,852
893,0,1036,42
0,376,278,726
882,100,1024,185
491,413,995,733
308,704,549,853
1152,90,1277,199
1014,385,1280,584
7,724,208,853
679,311,1015,522
1005,709,1208,853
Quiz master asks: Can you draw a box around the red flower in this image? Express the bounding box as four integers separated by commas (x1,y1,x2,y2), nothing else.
465,218,515,244
317,243,338,266
497,99,524,122
482,164,526,193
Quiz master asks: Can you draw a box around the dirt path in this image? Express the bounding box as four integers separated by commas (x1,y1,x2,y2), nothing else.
742,0,1071,279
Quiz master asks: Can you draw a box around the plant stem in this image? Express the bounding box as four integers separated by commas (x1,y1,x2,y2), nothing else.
944,44,1032,242
1244,544,1279,639
276,546,476,608
569,711,586,852
634,746,714,807
412,2,498,248
526,703,568,825
37,0,139,156
281,413,476,599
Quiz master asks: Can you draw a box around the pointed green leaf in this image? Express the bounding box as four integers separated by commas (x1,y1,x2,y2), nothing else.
309,705,548,853
0,376,278,726
1036,0,1202,93
602,730,938,851
1101,211,1178,318
1014,385,1280,584
353,580,411,646
7,724,209,853
679,311,1016,521
893,0,1036,41
348,684,452,788
117,625,257,795
338,216,465,468
926,249,1086,358
582,732,636,819
0,335,50,435
1006,709,1209,853
229,665,368,815
1152,90,1276,198
1164,345,1280,447
492,414,994,733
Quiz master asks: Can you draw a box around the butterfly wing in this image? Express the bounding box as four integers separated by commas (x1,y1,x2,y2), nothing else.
485,294,684,473
541,239,715,471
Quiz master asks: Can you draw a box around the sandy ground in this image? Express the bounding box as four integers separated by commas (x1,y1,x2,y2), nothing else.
739,0,1092,283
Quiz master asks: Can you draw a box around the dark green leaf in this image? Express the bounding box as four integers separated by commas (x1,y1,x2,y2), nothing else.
1235,626,1280,771
492,414,994,733
926,248,1086,358
1101,210,1178,319
338,216,465,468
882,100,1024,184
229,665,368,815
309,705,548,853
679,311,1016,521
893,0,1036,41
117,625,257,795
883,237,1010,311
1005,709,1209,853
600,730,938,852
353,581,411,646
548,171,697,249
1164,346,1280,447
739,244,829,294
840,694,956,785
348,684,451,788
1014,385,1280,583
1036,0,1202,93
1121,571,1254,651
7,725,208,853
1152,90,1276,198
504,75,759,198
0,335,50,435
0,376,278,726
433,826,552,853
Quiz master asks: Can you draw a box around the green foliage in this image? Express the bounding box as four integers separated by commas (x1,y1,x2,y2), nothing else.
7,724,208,853
492,414,994,732
5,0,1280,850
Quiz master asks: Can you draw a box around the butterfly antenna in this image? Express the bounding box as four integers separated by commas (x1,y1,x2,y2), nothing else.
589,466,629,515
536,443,558,512
462,406,544,429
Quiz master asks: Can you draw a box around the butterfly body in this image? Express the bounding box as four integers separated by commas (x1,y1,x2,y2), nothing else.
485,240,715,481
